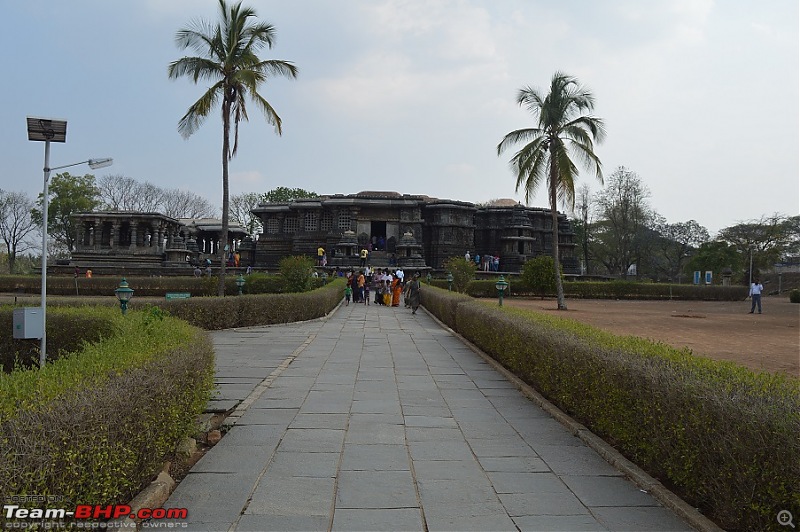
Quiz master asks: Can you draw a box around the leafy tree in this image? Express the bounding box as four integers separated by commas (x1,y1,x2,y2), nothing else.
591,166,653,277
0,190,38,273
169,0,298,296
261,187,318,203
685,241,741,283
652,218,709,282
497,72,605,310
443,257,475,293
521,255,558,298
231,192,263,235
32,172,100,253
717,214,799,276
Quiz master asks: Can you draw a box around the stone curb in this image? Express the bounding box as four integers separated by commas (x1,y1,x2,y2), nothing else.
109,471,175,529
420,306,723,532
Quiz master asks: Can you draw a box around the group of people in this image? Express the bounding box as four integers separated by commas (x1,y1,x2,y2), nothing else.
343,267,422,314
465,251,501,272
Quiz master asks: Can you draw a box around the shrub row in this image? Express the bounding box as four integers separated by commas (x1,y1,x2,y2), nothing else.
0,274,324,297
159,278,345,330
0,307,118,371
420,287,799,531
0,307,214,512
460,279,749,300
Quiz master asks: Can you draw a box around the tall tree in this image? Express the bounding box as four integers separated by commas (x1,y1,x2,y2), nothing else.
717,214,799,276
32,172,101,253
592,166,653,277
497,72,605,309
168,0,298,295
0,190,37,273
161,188,217,219
230,192,263,235
653,218,710,282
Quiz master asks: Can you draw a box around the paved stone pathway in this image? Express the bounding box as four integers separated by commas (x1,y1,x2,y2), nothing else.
165,302,694,531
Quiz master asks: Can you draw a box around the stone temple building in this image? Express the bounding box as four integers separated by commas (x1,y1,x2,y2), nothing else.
66,192,577,275
250,191,578,273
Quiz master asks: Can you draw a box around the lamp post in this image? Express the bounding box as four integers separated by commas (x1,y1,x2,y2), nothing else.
236,274,246,295
446,272,453,291
114,278,134,315
27,116,112,368
495,275,508,306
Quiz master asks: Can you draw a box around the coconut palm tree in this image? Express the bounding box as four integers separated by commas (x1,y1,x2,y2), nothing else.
497,72,605,310
168,0,297,295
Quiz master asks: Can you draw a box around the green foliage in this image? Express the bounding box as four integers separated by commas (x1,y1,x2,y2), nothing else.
261,186,318,203
160,278,344,330
790,289,800,304
279,255,315,293
32,172,101,252
0,307,118,371
685,241,742,283
443,257,475,293
521,256,557,298
420,287,800,531
0,307,214,507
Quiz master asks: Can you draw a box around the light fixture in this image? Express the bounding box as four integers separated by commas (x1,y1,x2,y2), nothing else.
495,275,509,306
114,278,134,315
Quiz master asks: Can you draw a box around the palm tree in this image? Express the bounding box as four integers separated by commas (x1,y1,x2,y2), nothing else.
497,72,605,310
168,0,298,295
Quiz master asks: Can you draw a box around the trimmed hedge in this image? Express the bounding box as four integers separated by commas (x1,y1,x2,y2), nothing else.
421,286,799,531
0,308,118,371
0,307,214,510
158,278,345,330
0,274,324,297
463,279,749,301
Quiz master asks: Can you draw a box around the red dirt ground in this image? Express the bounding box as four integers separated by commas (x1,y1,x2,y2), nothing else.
502,296,799,377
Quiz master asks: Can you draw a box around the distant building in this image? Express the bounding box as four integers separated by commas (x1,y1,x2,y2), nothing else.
250,191,577,273
67,192,577,274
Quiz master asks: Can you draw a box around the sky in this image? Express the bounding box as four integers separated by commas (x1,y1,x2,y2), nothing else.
1,0,797,236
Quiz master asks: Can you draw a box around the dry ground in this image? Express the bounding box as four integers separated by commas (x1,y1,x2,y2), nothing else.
502,296,799,377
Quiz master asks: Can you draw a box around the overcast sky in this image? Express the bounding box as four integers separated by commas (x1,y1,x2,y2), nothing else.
1,0,797,235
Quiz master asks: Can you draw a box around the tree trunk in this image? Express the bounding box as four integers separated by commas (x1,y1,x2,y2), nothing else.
218,101,231,297
549,154,566,310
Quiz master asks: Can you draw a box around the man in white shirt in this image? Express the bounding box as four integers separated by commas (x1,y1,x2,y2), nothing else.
749,278,763,314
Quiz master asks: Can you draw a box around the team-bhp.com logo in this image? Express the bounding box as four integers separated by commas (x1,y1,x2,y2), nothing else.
3,503,188,527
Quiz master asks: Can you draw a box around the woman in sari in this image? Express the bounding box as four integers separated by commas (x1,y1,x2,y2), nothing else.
391,275,402,307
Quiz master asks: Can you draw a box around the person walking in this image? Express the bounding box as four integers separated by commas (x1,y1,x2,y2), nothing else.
407,272,422,315
749,278,764,314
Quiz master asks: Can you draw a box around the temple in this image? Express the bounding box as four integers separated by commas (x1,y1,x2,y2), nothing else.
67,192,578,274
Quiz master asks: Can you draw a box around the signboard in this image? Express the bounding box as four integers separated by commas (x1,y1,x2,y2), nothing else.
693,271,701,285
165,292,191,301
705,271,713,285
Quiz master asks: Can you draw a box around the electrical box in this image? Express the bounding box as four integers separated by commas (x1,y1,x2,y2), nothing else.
13,307,43,339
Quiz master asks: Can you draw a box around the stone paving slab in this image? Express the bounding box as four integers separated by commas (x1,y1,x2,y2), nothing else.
165,302,696,531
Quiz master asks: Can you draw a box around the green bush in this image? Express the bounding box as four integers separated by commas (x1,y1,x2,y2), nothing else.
443,257,475,293
461,278,748,301
0,308,214,509
279,255,315,293
160,278,344,330
521,256,557,298
790,289,800,304
420,286,799,531
0,307,118,371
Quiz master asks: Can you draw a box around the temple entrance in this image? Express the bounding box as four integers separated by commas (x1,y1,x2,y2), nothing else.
370,221,387,250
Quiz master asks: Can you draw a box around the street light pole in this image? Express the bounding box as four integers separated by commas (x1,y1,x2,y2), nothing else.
27,115,112,368
39,140,52,368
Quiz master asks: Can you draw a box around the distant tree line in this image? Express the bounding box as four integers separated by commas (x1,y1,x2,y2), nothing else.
570,166,799,284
